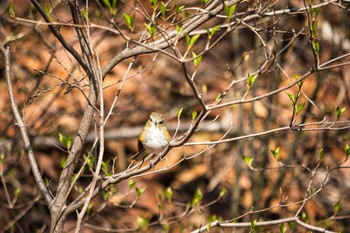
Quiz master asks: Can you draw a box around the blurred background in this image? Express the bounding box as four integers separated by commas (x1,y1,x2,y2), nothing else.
1,0,350,232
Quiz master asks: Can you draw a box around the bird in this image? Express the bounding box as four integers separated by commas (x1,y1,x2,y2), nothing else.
131,112,171,162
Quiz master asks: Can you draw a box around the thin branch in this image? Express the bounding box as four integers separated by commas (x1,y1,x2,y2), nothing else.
0,45,53,206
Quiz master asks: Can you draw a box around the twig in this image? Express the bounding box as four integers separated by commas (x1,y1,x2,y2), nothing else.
0,45,53,206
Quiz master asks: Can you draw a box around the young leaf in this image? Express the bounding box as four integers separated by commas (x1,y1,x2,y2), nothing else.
123,13,135,32
192,52,203,68
247,73,258,89
135,186,146,197
186,34,200,49
192,188,203,206
336,106,346,119
345,144,350,161
82,8,89,20
285,92,295,105
192,110,197,121
301,212,308,222
333,200,341,215
270,147,280,161
207,25,220,40
250,219,257,230
14,188,21,199
243,155,254,169
165,187,173,202
87,203,93,215
128,179,136,189
312,41,320,55
101,191,109,201
85,154,94,169
59,133,73,150
319,148,324,160
60,157,67,168
145,23,157,37
207,215,218,231
219,188,227,198
175,25,183,35
8,3,15,17
295,102,305,113
224,4,237,19
160,2,167,18
176,107,183,118
103,0,114,14
137,216,150,229
176,5,185,13
279,223,287,233
149,0,157,8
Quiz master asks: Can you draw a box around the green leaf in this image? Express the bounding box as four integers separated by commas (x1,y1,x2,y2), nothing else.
60,157,67,168
102,0,113,13
123,13,135,32
270,147,280,161
14,188,21,199
311,7,320,20
149,0,157,8
319,148,324,160
145,23,157,37
279,223,287,233
192,188,203,206
128,179,136,189
333,200,341,215
101,160,109,174
243,155,254,169
250,219,257,230
176,5,185,13
84,154,94,169
301,212,308,222
137,216,150,229
202,0,209,3
345,144,350,161
176,107,183,118
192,110,197,121
86,203,93,215
285,92,295,105
101,191,109,201
175,25,183,35
59,133,73,150
135,186,146,197
295,102,305,113
311,22,318,37
312,41,320,55
336,106,346,119
192,52,203,68
207,25,220,40
247,73,258,89
207,214,217,223
219,188,227,198
43,4,51,15
160,2,167,18
165,187,173,202
82,8,89,20
224,4,237,19
186,34,200,49
8,3,15,17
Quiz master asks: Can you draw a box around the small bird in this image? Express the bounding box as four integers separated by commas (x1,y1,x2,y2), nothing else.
131,112,171,162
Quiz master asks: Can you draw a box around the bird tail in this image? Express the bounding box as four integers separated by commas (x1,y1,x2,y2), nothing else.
131,148,146,161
